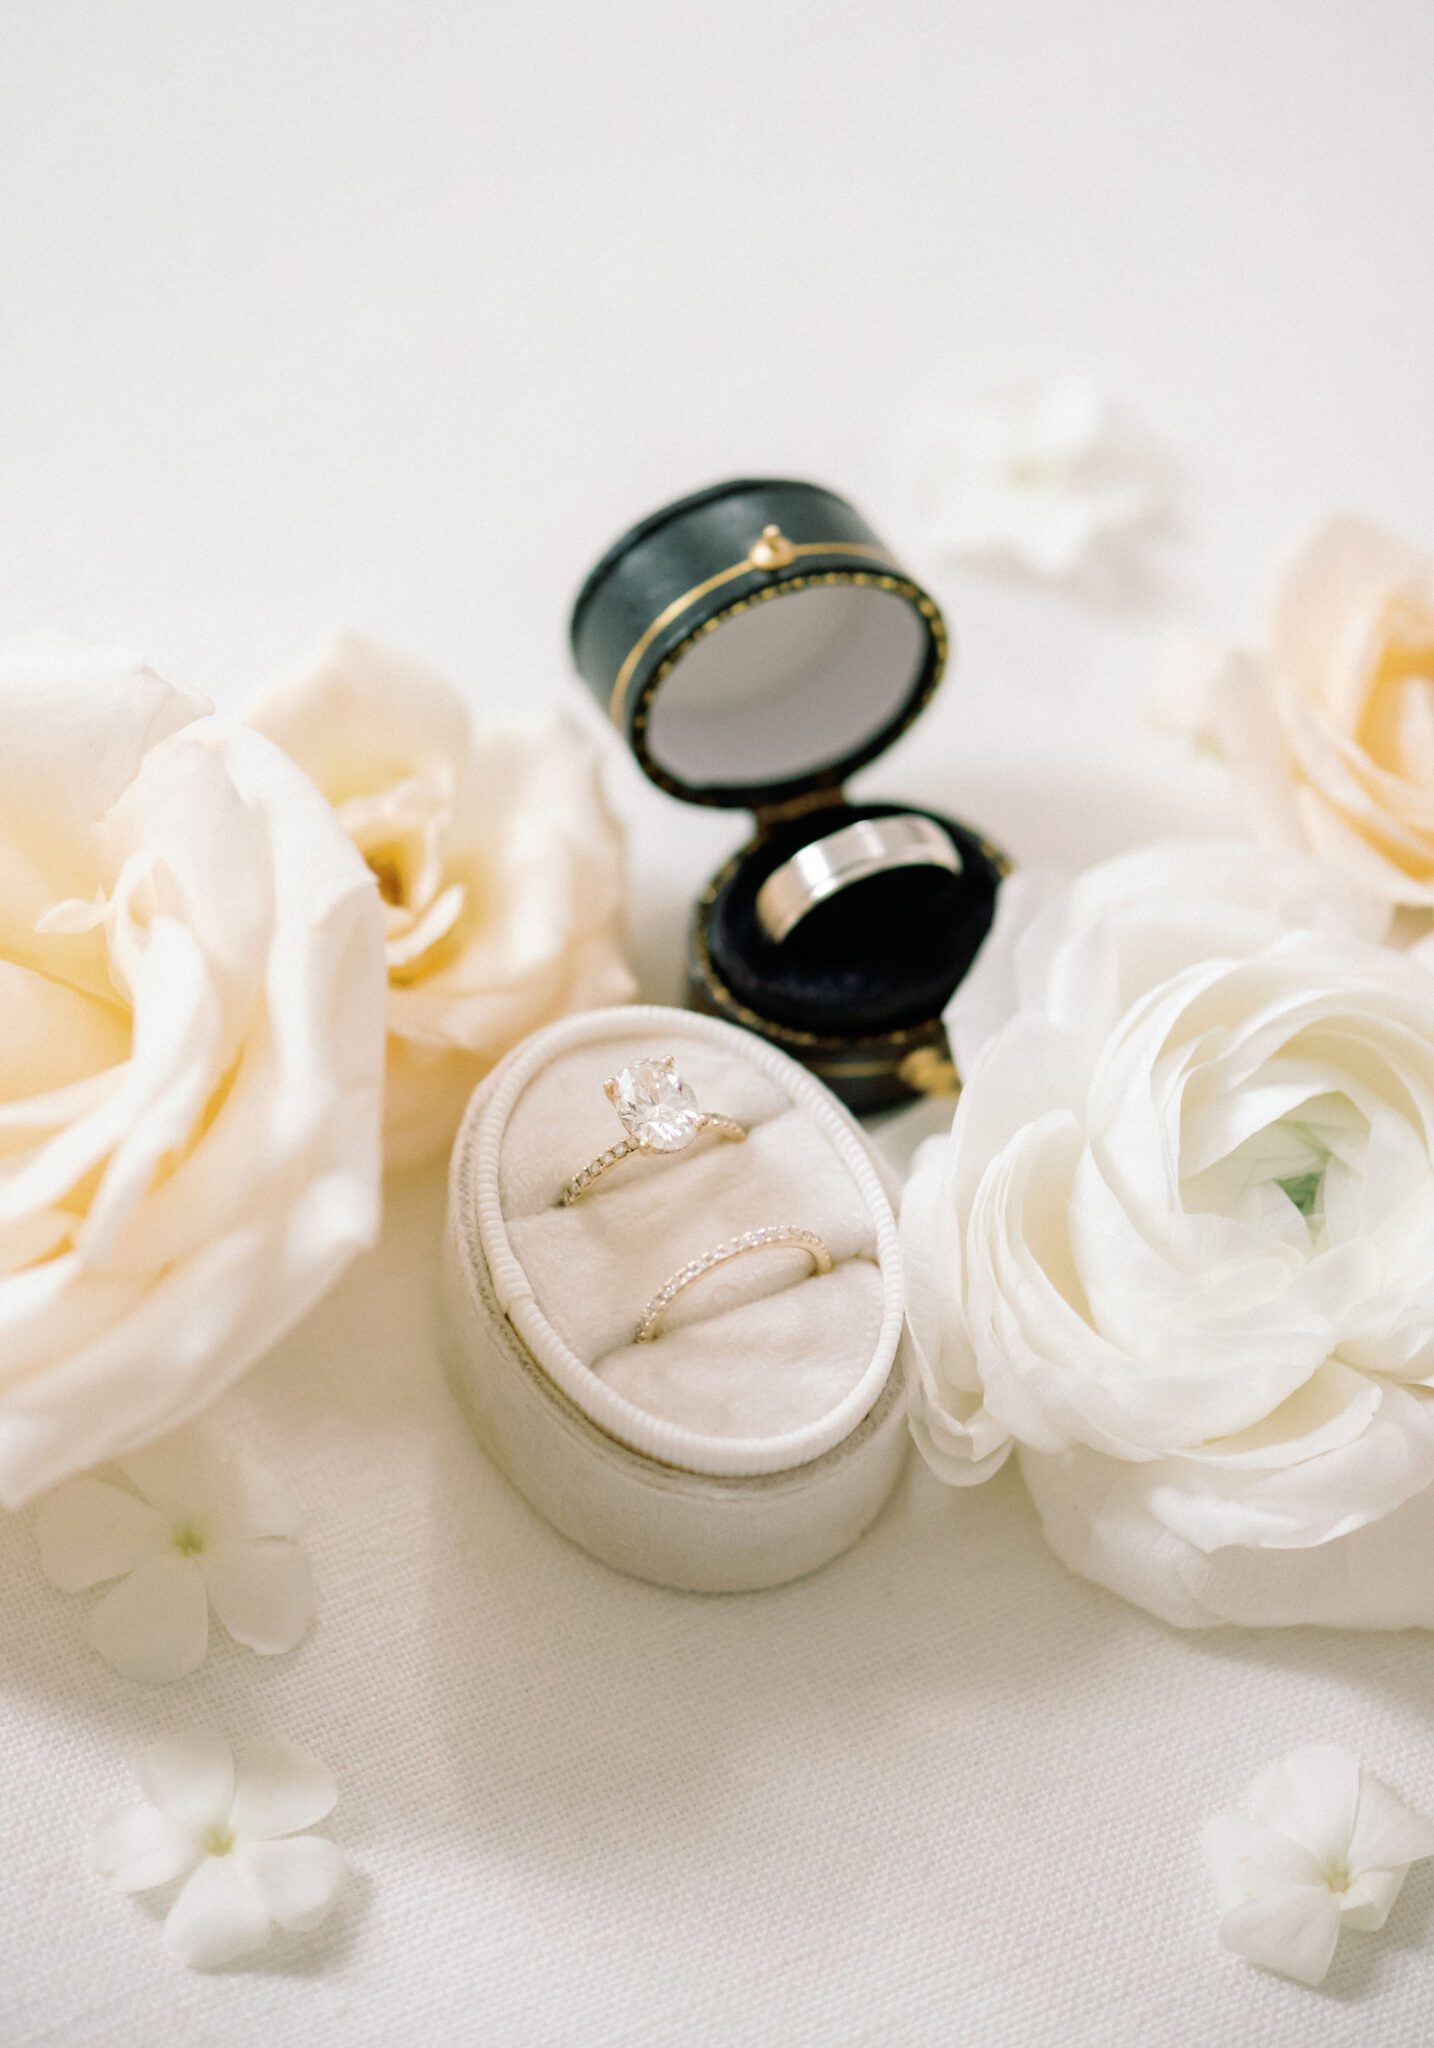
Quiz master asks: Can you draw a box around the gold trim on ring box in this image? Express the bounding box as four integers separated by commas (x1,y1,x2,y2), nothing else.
608,527,900,724
628,571,950,805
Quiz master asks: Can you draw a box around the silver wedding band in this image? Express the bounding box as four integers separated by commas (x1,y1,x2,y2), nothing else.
755,814,963,945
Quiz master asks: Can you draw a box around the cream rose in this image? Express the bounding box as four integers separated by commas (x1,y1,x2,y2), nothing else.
0,637,385,1507
901,841,1434,1629
248,635,635,1167
1213,519,1434,909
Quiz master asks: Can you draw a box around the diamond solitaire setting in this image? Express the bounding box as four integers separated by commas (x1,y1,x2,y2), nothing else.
559,1054,745,1205
608,1058,703,1153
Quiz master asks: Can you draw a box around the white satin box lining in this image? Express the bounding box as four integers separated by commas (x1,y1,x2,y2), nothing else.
439,1005,909,1591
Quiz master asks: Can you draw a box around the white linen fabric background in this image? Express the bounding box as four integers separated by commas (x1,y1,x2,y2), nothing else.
3,3,1434,2042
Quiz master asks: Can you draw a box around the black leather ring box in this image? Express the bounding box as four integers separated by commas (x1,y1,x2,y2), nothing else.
569,477,1009,1114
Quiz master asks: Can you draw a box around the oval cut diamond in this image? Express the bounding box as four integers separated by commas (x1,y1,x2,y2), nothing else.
608,1058,701,1152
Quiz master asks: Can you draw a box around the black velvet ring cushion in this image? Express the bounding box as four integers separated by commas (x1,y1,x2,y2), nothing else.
704,802,1003,1037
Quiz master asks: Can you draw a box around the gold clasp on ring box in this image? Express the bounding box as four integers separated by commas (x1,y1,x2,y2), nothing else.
747,524,797,570
898,1045,960,1097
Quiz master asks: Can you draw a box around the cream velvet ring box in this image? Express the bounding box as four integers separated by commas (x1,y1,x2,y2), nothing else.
440,1005,909,1592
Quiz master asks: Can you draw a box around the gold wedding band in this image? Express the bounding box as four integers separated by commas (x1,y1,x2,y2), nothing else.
634,1226,833,1344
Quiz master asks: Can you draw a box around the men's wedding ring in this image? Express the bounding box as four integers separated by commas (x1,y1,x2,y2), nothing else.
560,1055,745,1206
634,1226,833,1344
755,813,963,945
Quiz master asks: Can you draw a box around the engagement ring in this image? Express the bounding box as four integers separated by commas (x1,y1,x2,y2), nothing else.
560,1055,746,1205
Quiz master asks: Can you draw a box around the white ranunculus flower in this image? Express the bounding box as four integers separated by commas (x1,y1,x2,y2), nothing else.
248,634,636,1168
901,840,1434,1629
1212,519,1434,909
0,637,385,1509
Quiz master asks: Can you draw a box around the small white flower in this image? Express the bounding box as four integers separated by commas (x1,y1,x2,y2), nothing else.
1144,629,1239,755
901,376,1166,583
1203,1744,1434,1986
36,1429,313,1684
92,1730,347,1969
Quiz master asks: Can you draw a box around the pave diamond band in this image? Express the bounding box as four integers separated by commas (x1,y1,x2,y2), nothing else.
560,1113,745,1205
560,1054,745,1206
634,1226,833,1344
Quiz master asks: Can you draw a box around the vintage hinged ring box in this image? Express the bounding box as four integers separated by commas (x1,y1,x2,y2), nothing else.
570,476,1010,1114
440,1004,910,1592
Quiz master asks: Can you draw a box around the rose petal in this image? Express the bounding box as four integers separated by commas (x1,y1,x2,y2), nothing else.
163,1854,272,1970
0,1207,73,1277
234,1837,346,1932
248,632,475,795
228,1739,337,1841
35,1476,167,1590
0,959,129,1102
136,1729,235,1833
0,681,386,1512
72,915,224,1265
1267,520,1428,714
1212,519,1434,908
251,641,631,1169
91,1798,199,1892
201,1539,314,1656
385,880,466,977
87,1553,210,1683
0,635,203,833
1218,1885,1343,1986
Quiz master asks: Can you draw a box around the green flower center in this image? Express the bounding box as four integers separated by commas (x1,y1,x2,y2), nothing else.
171,1521,207,1557
200,1823,235,1857
1276,1168,1325,1221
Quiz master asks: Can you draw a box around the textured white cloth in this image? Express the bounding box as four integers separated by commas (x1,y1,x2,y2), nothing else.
5,3,1434,2043
6,1184,1434,2045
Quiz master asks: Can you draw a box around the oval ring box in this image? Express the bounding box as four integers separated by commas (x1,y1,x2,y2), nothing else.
440,1004,910,1592
570,477,1011,1114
